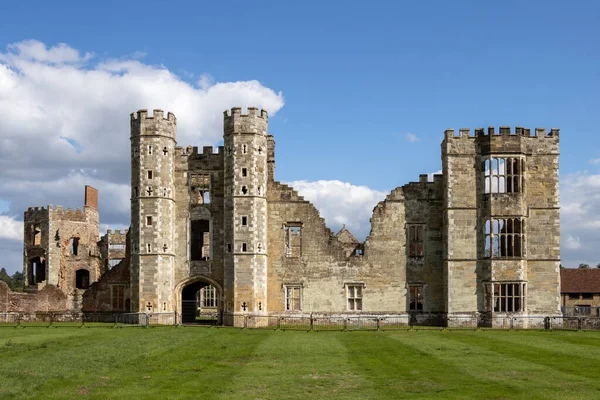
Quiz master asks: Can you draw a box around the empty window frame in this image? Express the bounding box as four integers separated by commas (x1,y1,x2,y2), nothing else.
75,269,90,289
284,224,302,257
32,225,41,246
201,285,218,308
111,285,126,311
346,284,363,311
285,285,302,311
568,293,579,300
408,225,424,257
146,216,153,226
241,216,248,226
408,285,424,311
147,170,153,179
70,237,80,255
490,282,526,312
242,168,247,177
242,243,247,252
582,293,593,300
483,157,524,194
191,220,210,261
484,218,524,258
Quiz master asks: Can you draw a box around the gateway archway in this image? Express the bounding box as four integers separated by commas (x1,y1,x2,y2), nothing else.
178,276,222,324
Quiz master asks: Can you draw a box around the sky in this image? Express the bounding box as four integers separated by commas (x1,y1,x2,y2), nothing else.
0,0,599,273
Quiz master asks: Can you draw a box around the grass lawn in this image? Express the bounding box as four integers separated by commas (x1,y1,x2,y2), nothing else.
1,327,599,399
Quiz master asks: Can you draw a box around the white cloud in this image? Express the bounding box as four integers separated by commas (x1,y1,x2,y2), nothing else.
589,158,600,165
560,171,600,267
404,133,419,143
0,216,23,241
288,180,388,240
565,235,581,250
0,39,285,273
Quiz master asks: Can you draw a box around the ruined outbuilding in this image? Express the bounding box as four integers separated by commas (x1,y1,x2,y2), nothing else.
15,108,561,324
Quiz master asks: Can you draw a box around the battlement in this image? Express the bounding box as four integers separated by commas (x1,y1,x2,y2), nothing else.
223,107,268,120
130,109,177,124
444,127,559,140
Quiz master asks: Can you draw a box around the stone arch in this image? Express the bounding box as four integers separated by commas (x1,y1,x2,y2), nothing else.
175,275,223,324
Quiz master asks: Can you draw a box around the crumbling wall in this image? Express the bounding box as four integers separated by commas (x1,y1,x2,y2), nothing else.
82,257,131,312
0,281,69,313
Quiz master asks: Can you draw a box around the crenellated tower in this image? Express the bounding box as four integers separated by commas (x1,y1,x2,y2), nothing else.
130,109,177,313
223,107,269,317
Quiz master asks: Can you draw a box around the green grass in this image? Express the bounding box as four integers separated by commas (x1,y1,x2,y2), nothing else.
1,328,600,399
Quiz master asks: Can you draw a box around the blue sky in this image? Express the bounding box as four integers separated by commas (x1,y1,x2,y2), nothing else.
0,0,599,273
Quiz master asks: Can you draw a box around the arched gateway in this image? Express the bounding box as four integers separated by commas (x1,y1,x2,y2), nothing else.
176,276,223,324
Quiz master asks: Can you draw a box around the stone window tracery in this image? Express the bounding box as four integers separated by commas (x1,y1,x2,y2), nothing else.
408,285,424,311
346,284,363,311
483,157,524,194
486,282,526,312
285,285,302,311
484,218,524,258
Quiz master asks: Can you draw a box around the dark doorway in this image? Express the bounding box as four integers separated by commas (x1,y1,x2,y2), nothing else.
75,269,90,289
27,257,46,285
191,220,210,260
181,280,219,324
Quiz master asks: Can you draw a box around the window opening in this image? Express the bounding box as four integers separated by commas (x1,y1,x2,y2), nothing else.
75,269,90,289
285,285,302,311
484,218,524,258
70,237,80,255
490,282,526,312
32,225,41,246
147,170,153,179
163,146,168,155
146,216,153,226
408,225,424,257
241,186,248,195
227,243,232,253
111,285,126,310
108,259,123,268
284,224,302,257
242,168,247,177
484,157,523,194
148,145,153,155
409,285,424,311
191,220,210,261
242,144,247,154
242,243,247,252
241,216,247,226
147,243,152,252
200,285,218,308
346,284,363,311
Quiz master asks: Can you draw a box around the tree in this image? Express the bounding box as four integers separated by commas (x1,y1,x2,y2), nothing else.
0,268,14,289
596,263,600,269
579,263,590,269
10,271,24,292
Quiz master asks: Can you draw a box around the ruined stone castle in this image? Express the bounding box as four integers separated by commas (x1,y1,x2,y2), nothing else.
5,107,561,324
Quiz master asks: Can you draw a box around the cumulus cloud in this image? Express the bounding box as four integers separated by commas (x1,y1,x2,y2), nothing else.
288,180,388,240
0,39,285,273
0,216,23,241
560,172,600,267
404,133,419,143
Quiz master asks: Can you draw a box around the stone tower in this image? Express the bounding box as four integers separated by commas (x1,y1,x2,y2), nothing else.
223,107,269,316
442,127,560,318
130,109,177,313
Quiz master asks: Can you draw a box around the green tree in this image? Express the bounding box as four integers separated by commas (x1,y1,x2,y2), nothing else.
579,263,590,269
10,271,24,292
0,268,14,289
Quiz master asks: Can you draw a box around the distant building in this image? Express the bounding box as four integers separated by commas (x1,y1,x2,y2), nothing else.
560,269,600,316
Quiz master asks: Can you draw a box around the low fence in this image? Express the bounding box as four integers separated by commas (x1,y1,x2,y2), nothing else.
3,312,600,332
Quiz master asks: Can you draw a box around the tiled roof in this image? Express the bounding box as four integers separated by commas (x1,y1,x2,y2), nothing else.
560,268,600,293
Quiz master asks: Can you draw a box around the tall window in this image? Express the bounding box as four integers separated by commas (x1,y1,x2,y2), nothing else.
32,225,41,246
285,285,302,311
111,285,126,311
70,237,80,255
484,218,524,258
487,282,526,312
408,225,424,257
346,284,363,311
201,285,218,308
408,285,423,311
484,157,524,194
285,224,302,257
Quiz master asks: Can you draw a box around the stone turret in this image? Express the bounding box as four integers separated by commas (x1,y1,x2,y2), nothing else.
223,107,269,318
130,109,177,313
